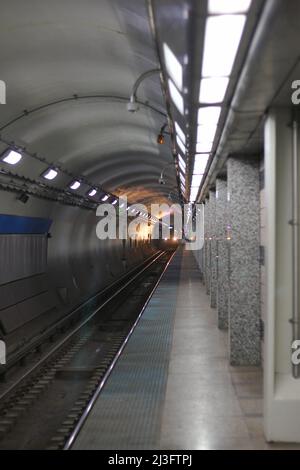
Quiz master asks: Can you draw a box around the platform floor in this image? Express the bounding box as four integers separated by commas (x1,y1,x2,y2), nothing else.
73,249,299,450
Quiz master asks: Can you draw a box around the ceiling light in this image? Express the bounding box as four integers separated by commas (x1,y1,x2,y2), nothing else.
196,142,213,153
176,136,186,154
168,79,184,114
88,188,97,197
157,133,165,145
208,0,251,14
102,194,109,202
197,124,217,143
192,174,203,187
194,154,210,174
179,160,185,174
112,199,118,205
2,149,23,165
42,168,58,180
202,15,246,77
178,155,186,170
69,180,81,190
198,106,221,126
175,122,186,144
199,77,229,104
163,43,183,91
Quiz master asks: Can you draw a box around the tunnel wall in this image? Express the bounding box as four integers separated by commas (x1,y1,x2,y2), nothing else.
0,190,157,356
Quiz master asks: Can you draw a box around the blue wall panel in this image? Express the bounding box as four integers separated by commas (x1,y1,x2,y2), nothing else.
0,214,52,234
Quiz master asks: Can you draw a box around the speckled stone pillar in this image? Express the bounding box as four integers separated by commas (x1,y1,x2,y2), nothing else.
216,178,229,330
204,199,210,295
209,190,217,308
227,157,261,366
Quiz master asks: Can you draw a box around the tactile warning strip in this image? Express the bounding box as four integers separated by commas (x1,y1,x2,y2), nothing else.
73,250,182,450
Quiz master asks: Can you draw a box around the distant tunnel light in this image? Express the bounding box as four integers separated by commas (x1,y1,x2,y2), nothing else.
199,77,229,104
88,188,97,197
2,149,22,165
168,79,184,115
112,199,118,205
175,122,186,145
101,194,109,202
42,168,58,181
194,154,209,175
69,180,81,190
202,15,246,78
208,0,251,14
163,43,183,91
198,106,221,126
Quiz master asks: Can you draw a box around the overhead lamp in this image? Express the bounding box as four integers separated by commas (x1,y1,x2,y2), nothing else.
178,154,186,170
41,168,58,181
112,199,118,205
196,142,213,153
194,154,210,174
199,77,229,104
176,136,186,154
168,79,184,115
202,15,246,78
101,194,109,202
120,203,125,208
88,188,97,197
157,123,169,145
208,0,251,14
69,180,81,190
198,106,221,126
197,124,217,143
1,149,23,165
163,43,183,91
192,174,203,187
175,122,186,145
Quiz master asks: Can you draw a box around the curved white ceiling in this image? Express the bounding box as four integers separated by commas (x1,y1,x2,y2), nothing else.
0,0,177,206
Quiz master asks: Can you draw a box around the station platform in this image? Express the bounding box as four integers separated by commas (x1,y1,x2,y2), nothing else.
72,248,274,450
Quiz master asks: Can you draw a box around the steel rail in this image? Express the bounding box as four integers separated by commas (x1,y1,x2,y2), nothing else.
64,248,177,450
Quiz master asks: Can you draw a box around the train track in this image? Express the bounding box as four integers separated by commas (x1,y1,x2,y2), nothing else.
0,249,175,450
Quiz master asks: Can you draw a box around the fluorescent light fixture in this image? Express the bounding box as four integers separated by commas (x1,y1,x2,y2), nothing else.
42,168,58,180
176,136,186,154
198,106,221,126
168,79,184,115
194,154,209,174
190,190,199,203
196,142,213,153
199,77,229,104
163,43,183,91
175,122,186,144
202,15,246,77
88,188,97,197
180,174,185,185
178,154,186,170
120,203,125,208
197,124,217,143
192,174,203,187
69,180,81,190
112,199,118,205
179,161,186,175
208,0,251,14
2,149,22,165
102,194,109,202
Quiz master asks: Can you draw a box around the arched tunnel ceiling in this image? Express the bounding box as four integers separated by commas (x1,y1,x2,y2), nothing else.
0,0,178,206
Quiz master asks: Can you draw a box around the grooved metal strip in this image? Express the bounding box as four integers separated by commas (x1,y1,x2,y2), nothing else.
73,250,183,450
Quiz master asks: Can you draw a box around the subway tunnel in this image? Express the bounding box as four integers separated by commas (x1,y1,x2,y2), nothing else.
0,0,300,452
